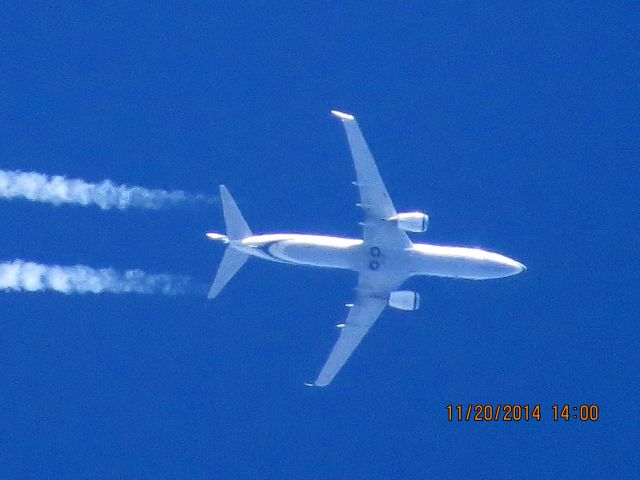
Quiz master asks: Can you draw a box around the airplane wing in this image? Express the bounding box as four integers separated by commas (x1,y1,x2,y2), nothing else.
311,270,407,387
308,111,412,387
331,110,411,250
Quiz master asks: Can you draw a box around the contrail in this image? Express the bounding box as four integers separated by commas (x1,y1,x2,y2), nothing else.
0,260,200,295
0,169,213,210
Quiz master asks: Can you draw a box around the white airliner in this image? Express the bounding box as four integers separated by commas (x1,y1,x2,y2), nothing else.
206,110,525,387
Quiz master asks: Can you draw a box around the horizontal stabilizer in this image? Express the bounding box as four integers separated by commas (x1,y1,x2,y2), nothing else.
207,247,249,299
220,185,252,241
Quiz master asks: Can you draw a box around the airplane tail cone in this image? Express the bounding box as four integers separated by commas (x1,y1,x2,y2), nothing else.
207,185,253,299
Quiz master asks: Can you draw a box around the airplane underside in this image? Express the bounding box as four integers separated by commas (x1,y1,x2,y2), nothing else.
240,234,524,280
206,110,525,387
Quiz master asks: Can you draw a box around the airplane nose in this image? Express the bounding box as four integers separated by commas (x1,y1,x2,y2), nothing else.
480,254,526,278
506,259,526,275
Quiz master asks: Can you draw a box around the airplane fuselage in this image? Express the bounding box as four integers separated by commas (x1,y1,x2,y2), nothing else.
236,233,525,280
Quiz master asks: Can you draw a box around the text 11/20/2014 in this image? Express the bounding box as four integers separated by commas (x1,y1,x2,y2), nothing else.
446,404,600,422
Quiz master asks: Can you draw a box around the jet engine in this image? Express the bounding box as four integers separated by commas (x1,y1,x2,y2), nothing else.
389,212,429,233
388,290,421,311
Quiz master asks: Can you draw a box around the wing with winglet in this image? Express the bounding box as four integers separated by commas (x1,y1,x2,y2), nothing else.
331,110,411,250
310,269,407,387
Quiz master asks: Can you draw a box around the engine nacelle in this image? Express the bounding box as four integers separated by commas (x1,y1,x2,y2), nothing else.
389,212,429,233
388,290,421,311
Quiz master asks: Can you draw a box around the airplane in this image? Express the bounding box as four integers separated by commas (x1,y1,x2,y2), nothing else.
206,110,526,387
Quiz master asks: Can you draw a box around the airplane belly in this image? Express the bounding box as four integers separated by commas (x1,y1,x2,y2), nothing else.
269,240,361,270
410,256,474,278
410,247,523,279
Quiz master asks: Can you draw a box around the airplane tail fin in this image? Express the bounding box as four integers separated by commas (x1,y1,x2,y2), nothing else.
206,185,253,299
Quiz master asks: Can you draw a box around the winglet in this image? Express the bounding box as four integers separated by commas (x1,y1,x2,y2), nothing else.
331,110,355,121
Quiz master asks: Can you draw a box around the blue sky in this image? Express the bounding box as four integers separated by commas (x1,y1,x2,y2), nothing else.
0,2,637,478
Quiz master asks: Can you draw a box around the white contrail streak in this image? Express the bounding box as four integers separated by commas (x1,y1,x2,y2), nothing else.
0,260,197,295
0,169,213,210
